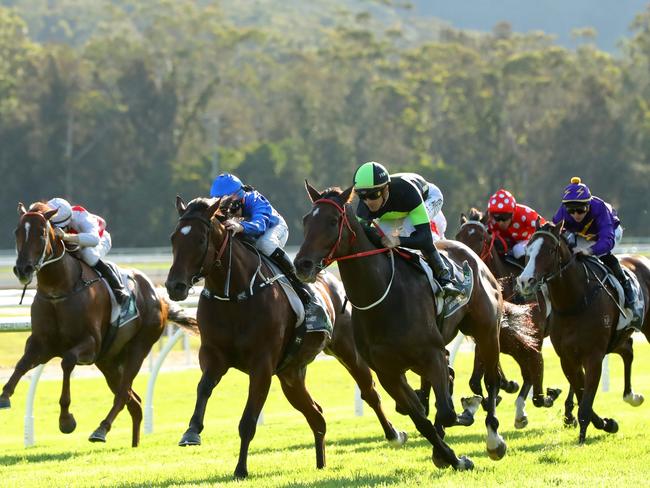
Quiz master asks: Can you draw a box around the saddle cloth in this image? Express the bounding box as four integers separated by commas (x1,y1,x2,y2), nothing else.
260,257,334,336
397,249,474,320
98,261,140,328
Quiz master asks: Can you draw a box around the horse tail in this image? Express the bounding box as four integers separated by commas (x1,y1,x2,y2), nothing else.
499,301,540,352
160,295,199,335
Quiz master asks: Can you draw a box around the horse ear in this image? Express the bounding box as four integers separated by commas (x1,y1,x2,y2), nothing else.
175,195,187,216
535,216,541,229
305,179,321,203
17,202,26,216
460,213,467,225
340,185,354,204
207,198,222,219
556,220,565,234
43,209,58,221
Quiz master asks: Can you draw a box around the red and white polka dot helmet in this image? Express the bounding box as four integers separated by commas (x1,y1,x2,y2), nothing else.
488,189,517,214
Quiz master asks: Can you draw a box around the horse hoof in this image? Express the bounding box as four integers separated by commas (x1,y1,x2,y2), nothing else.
514,416,528,429
623,392,644,407
179,430,201,446
0,397,10,409
88,428,107,443
453,455,474,471
233,467,248,479
431,449,451,469
564,416,578,428
388,430,408,448
547,387,562,401
487,441,507,461
603,418,619,434
460,395,482,415
59,414,77,434
503,381,519,394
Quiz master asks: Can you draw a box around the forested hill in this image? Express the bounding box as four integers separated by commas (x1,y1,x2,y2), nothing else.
0,1,649,248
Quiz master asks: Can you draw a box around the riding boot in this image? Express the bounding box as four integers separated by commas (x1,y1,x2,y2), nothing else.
422,247,462,298
269,248,315,306
601,253,635,309
94,259,129,306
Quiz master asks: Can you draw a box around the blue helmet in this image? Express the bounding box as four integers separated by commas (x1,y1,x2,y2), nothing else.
210,173,245,198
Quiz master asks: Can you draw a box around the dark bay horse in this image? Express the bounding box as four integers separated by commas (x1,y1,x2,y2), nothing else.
2,202,198,447
165,197,405,479
294,184,508,471
457,209,561,428
517,222,650,443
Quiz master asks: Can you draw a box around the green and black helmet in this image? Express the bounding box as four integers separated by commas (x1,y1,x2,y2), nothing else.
353,162,390,192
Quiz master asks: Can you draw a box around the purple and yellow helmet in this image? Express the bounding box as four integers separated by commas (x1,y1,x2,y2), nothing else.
562,177,592,204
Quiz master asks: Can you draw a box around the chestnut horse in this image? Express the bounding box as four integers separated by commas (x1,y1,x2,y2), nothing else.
165,196,405,479
1,202,198,447
517,222,650,443
294,184,508,471
457,209,561,428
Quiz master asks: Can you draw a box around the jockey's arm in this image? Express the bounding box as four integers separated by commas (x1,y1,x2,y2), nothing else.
239,195,273,237
398,202,435,250
591,221,616,256
64,215,101,248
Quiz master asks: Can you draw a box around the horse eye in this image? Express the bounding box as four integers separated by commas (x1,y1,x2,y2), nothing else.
329,218,338,227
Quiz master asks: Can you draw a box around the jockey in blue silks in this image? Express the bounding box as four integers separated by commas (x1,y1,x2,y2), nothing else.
210,173,319,315
552,176,634,308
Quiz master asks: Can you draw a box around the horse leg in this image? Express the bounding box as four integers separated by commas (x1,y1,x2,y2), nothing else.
515,383,531,429
564,387,578,428
179,351,229,447
376,371,473,470
325,344,406,446
234,363,273,479
0,337,53,409
59,336,96,434
614,337,643,406
577,355,615,444
90,344,148,446
278,366,329,469
476,330,506,460
559,354,587,441
468,345,485,398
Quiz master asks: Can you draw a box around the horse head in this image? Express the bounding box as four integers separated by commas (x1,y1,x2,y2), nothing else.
517,220,571,296
456,208,490,257
294,180,354,283
165,195,227,301
14,202,61,285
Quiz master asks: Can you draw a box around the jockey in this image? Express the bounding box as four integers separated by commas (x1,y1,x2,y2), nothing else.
46,198,129,306
209,173,319,316
553,176,634,309
486,189,545,261
353,161,461,297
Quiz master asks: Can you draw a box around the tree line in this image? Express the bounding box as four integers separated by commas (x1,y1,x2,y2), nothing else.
1,0,649,248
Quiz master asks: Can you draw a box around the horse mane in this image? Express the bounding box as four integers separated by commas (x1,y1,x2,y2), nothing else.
183,197,218,219
28,201,52,213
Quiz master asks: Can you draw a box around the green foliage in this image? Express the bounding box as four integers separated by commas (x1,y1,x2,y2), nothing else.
0,0,649,247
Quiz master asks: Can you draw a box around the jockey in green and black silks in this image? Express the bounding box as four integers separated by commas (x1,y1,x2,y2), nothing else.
353,161,461,297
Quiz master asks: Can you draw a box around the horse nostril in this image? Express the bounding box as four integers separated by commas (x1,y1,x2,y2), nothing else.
296,259,313,272
174,282,187,293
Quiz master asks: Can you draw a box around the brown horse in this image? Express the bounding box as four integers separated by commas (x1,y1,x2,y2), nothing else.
294,183,508,471
165,196,406,479
517,222,650,443
457,209,561,428
1,202,198,447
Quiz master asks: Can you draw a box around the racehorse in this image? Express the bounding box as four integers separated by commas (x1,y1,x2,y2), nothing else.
294,183,508,471
2,202,198,447
459,209,644,420
457,209,561,428
517,221,650,443
165,196,406,479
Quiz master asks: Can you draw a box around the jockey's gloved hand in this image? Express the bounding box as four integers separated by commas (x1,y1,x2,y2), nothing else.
224,219,244,234
381,234,400,249
53,227,65,240
572,246,592,256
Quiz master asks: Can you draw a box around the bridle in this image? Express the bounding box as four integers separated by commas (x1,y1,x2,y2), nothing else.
177,213,231,286
19,212,66,274
525,230,575,288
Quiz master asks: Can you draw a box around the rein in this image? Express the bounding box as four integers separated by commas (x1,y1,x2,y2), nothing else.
312,197,404,310
178,214,230,286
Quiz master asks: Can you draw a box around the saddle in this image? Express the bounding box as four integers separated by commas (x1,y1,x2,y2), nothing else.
394,248,473,320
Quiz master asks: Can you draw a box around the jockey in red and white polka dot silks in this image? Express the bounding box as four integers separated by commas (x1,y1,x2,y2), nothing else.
486,189,546,259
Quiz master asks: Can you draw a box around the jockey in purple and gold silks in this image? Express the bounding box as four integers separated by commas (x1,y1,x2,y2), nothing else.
552,176,634,308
